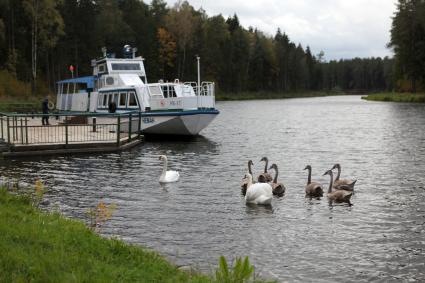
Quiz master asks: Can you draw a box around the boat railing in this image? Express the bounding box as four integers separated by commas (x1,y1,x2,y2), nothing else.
183,81,215,97
200,82,214,96
0,112,141,147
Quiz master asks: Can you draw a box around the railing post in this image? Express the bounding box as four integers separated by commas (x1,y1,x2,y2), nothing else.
6,117,10,144
128,113,132,142
65,122,69,146
12,116,15,141
20,118,23,144
25,117,28,144
138,112,142,138
14,116,18,140
92,117,97,132
116,115,121,146
1,116,3,140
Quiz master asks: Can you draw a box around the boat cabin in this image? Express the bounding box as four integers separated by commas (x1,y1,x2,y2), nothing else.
56,47,215,114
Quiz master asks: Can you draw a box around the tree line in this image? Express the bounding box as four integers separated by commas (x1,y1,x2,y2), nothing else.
0,0,400,96
389,0,425,92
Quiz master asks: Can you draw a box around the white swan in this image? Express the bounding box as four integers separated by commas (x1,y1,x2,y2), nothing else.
158,155,180,183
244,173,273,205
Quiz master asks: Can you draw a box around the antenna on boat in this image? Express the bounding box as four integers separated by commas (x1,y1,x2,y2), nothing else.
196,55,201,96
132,47,138,58
101,47,107,57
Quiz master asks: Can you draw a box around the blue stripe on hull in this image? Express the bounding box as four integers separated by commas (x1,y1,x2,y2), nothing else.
141,109,219,117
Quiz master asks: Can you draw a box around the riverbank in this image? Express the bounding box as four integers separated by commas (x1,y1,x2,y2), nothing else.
215,91,340,101
362,92,425,103
0,188,270,282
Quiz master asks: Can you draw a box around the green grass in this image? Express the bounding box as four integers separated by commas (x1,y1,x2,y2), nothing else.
0,70,53,113
0,188,273,283
362,92,425,103
0,102,40,113
215,91,341,101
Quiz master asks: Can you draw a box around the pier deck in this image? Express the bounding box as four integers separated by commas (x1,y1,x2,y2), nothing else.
0,112,143,158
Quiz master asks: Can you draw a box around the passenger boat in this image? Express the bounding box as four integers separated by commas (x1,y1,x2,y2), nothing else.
55,46,219,135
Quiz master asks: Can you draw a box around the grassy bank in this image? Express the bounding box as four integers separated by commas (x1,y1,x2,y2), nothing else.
0,188,271,282
0,70,51,112
362,92,425,103
215,91,340,101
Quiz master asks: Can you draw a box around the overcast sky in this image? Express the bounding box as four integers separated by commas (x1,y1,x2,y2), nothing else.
165,0,397,60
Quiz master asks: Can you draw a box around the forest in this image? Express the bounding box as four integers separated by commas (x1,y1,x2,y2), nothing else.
0,0,423,97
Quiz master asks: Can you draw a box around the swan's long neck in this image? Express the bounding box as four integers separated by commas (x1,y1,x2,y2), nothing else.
307,168,312,185
264,159,268,173
161,158,168,177
273,166,278,183
248,162,253,175
247,174,253,187
335,166,341,181
328,171,334,193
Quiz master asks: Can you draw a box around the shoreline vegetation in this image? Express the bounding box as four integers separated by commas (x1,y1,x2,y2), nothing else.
215,91,341,101
2,92,425,114
362,93,425,103
0,187,273,283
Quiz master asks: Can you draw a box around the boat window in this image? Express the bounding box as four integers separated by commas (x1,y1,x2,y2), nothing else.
164,85,177,97
161,85,177,97
102,93,109,107
161,85,168,98
108,93,114,104
113,93,118,104
75,83,87,93
64,83,70,94
98,94,103,107
149,85,162,96
111,63,141,71
98,63,107,73
128,92,138,107
119,92,127,107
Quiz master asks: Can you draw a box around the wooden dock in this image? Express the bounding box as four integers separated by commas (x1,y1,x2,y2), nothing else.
0,112,143,158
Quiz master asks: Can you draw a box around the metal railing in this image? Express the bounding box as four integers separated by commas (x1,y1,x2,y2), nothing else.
0,112,141,147
184,81,215,97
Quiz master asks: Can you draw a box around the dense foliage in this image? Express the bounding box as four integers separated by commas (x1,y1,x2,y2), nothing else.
0,0,397,97
389,0,425,92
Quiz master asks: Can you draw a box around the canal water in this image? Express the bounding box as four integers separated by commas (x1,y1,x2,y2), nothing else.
1,96,425,282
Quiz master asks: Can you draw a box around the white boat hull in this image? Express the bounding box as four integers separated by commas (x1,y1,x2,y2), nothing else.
141,110,219,135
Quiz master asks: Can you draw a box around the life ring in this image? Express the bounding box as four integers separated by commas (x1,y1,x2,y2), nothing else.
174,78,179,84
48,101,55,110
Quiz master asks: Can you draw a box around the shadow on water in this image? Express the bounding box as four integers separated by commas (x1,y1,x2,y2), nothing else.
143,134,209,142
244,203,274,215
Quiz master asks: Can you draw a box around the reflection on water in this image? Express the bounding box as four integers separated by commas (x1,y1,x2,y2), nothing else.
1,96,425,282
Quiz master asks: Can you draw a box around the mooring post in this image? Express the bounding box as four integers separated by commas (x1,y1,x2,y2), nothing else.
128,113,132,142
117,115,121,147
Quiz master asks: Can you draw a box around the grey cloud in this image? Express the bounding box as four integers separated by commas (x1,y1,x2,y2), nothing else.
165,0,396,59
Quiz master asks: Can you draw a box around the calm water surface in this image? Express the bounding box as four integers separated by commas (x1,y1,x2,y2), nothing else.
1,96,425,282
